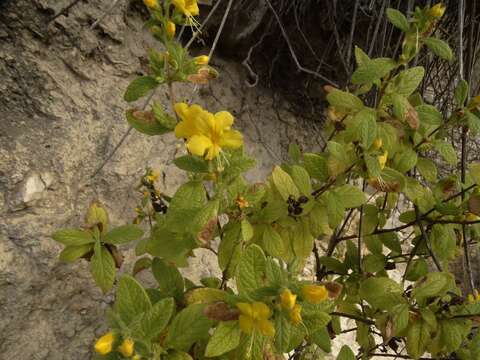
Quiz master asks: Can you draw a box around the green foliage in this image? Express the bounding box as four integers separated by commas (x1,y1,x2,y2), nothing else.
52,3,480,360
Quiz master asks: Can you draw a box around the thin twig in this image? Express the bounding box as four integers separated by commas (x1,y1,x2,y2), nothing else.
264,0,338,87
207,0,233,59
185,0,224,49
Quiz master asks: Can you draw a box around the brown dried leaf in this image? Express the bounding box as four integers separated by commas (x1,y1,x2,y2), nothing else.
203,301,239,321
468,194,480,216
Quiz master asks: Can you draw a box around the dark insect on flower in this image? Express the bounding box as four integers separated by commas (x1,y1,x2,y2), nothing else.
293,207,303,215
298,195,308,204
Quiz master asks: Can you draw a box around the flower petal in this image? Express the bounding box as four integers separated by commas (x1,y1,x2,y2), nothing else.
239,315,254,334
205,144,220,160
175,120,193,139
214,111,234,130
174,103,189,122
251,302,271,320
187,135,212,157
257,319,275,337
220,130,243,149
236,303,253,317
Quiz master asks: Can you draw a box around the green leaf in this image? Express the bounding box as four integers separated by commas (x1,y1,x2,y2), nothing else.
354,46,370,67
359,277,404,310
326,89,364,112
334,185,366,208
412,272,453,303
431,224,456,261
131,297,174,340
164,351,193,360
416,157,437,182
326,191,345,228
115,274,152,325
274,315,293,353
363,253,386,273
469,163,480,184
167,181,207,232
434,140,457,165
318,256,348,275
152,258,184,299
465,110,480,135
185,288,226,305
174,155,209,173
337,345,355,360
416,104,443,127
455,79,469,106
423,37,453,61
394,148,418,173
262,226,286,260
205,321,241,357
126,108,171,136
90,241,116,294
241,219,254,242
288,143,302,163
386,8,410,32
290,165,312,195
310,327,331,353
379,232,402,253
272,166,300,200
392,303,410,335
236,245,266,300
292,222,314,260
406,320,430,359
52,229,94,246
148,227,195,267
355,108,377,148
389,66,425,97
303,153,329,181
440,319,472,353
165,304,213,351
406,259,429,281
124,76,159,102
352,58,397,85
59,244,93,262
103,225,144,245
152,101,176,130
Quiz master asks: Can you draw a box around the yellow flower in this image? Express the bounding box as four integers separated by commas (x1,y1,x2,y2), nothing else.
172,0,199,17
237,302,275,337
289,304,302,325
194,55,209,65
302,285,328,304
166,21,176,38
118,338,134,358
133,355,141,360
430,3,446,18
280,289,296,310
94,331,115,355
143,0,158,9
236,196,249,209
377,150,388,170
174,103,243,160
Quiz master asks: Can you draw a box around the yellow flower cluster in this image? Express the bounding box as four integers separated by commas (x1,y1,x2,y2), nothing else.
301,284,329,304
94,331,136,358
174,103,243,160
280,289,302,325
237,302,275,337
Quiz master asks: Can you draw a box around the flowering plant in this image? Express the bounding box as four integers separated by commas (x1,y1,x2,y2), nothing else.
52,2,480,359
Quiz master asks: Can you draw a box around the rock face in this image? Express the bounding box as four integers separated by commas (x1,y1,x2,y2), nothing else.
0,1,321,359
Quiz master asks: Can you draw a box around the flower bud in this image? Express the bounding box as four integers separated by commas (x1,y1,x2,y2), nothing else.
280,289,296,310
377,150,388,170
118,338,134,358
166,21,176,38
430,3,446,18
289,304,302,325
372,138,383,150
94,331,114,355
195,55,210,65
301,284,328,304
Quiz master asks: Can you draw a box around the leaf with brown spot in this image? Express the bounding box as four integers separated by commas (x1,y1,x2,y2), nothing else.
203,302,239,321
468,194,480,215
